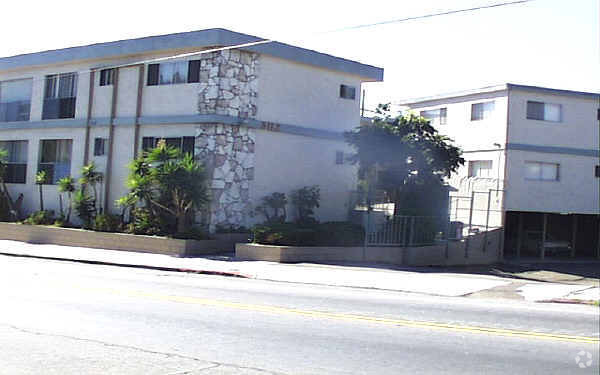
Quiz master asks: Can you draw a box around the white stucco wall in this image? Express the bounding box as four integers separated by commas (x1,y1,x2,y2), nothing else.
406,87,600,217
504,150,599,214
105,126,136,213
92,79,113,119
250,129,357,225
257,55,363,132
141,78,203,117
0,127,87,216
115,66,139,118
508,89,599,149
406,90,509,151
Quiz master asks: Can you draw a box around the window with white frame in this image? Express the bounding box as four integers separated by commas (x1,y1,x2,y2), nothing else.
471,101,495,121
38,139,72,184
0,79,32,122
468,160,493,178
42,73,77,119
526,101,562,122
0,140,28,183
525,161,559,181
420,108,447,126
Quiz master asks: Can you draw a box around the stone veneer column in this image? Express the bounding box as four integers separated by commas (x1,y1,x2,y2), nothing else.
196,49,259,231
195,124,255,231
197,49,259,118
195,50,259,231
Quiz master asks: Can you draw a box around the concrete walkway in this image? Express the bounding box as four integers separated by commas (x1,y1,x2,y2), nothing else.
0,240,598,304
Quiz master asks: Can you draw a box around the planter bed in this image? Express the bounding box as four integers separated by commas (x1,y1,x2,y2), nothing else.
0,222,249,257
236,229,503,266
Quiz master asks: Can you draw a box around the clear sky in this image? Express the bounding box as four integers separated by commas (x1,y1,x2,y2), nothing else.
1,0,598,111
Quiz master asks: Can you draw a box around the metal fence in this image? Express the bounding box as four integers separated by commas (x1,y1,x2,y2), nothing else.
365,215,448,247
351,189,504,247
449,189,504,237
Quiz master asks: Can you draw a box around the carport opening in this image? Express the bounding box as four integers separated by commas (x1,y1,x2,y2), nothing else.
504,211,600,259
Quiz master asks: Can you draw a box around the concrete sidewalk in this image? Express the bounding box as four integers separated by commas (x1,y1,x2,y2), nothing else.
0,240,598,304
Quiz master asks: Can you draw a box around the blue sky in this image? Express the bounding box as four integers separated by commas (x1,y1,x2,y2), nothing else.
1,0,598,110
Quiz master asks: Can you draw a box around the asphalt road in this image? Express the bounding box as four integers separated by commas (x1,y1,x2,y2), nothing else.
0,254,598,374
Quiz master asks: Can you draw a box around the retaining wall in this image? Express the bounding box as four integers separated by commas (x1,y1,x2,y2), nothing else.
236,229,503,266
0,222,248,257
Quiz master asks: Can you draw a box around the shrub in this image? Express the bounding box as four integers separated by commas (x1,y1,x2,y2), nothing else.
255,192,287,223
215,224,250,233
252,221,365,247
171,226,209,240
290,185,320,225
23,210,55,225
93,214,122,232
315,222,365,246
128,207,164,236
252,223,317,246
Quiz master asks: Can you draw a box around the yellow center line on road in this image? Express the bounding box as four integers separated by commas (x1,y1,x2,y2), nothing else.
74,285,600,345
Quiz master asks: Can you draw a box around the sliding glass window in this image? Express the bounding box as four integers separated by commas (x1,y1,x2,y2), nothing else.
0,79,32,122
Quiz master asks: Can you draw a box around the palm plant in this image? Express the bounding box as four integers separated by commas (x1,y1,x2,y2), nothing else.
35,170,48,211
73,189,95,228
79,163,103,214
149,151,209,233
115,193,138,226
57,176,76,223
121,141,209,234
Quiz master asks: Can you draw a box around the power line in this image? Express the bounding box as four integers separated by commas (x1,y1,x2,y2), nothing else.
324,0,536,33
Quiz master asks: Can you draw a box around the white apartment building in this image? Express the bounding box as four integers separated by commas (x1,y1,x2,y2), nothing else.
0,28,383,230
400,84,600,259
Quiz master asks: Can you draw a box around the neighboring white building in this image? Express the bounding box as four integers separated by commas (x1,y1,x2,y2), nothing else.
400,83,600,258
0,28,383,230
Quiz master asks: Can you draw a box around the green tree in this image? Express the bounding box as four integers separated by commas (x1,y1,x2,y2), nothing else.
35,170,48,212
58,177,76,223
345,105,464,216
123,141,209,234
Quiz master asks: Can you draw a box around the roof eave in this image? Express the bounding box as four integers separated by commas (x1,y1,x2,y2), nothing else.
0,28,383,81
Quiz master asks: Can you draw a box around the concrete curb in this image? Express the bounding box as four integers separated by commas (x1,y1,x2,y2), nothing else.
0,252,251,279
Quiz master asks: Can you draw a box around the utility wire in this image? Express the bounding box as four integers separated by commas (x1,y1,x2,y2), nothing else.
1,0,536,83
324,0,535,32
